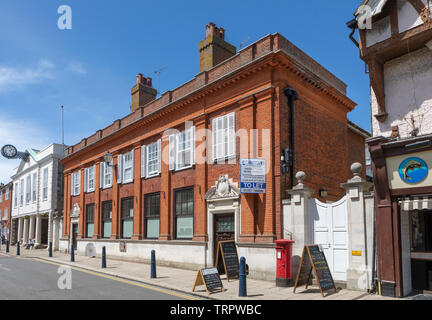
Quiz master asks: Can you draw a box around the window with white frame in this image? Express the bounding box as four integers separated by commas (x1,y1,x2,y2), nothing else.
4,208,8,220
26,175,31,205
42,168,48,201
142,140,161,178
0,191,2,203
6,187,9,200
32,173,37,202
100,161,113,189
13,183,18,208
212,112,236,161
19,179,24,207
71,171,81,196
121,151,134,184
169,127,195,171
84,165,95,193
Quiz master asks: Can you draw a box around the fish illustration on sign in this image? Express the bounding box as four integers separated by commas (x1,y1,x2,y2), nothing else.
398,157,428,184
402,160,424,180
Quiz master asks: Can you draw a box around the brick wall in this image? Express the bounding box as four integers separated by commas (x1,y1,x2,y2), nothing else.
61,33,364,245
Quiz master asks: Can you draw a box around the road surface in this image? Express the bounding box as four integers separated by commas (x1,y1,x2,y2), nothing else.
0,253,199,300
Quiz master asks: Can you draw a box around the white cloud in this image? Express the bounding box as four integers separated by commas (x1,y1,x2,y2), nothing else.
66,62,87,75
0,59,55,93
0,112,53,184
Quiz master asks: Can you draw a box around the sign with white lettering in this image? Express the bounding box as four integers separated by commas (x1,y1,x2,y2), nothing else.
240,159,266,194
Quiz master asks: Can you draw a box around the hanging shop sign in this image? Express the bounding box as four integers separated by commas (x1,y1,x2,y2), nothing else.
240,159,266,194
398,157,428,184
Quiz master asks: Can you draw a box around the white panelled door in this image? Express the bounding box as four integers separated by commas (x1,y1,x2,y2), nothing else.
311,197,348,281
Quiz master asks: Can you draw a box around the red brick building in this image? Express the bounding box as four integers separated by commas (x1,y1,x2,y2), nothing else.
60,23,366,280
0,182,12,241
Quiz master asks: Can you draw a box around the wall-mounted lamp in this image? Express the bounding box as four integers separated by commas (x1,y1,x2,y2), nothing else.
281,148,292,174
319,188,328,198
104,150,114,164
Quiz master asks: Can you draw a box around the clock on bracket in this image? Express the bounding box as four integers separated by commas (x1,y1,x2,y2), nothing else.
1,144,18,159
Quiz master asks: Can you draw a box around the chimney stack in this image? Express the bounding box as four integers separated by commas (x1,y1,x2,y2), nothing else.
130,73,157,112
199,22,236,72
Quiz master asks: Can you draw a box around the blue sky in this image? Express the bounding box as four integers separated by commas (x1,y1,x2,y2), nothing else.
0,0,368,183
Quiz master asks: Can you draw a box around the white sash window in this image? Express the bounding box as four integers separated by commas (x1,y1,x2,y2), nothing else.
84,165,95,193
212,112,235,161
146,140,161,178
42,167,49,200
172,126,195,171
26,175,31,204
100,161,113,189
71,171,81,196
122,151,134,184
13,183,18,208
19,179,24,207
32,173,37,202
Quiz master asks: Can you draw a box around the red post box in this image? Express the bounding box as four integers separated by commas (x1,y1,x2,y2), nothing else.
274,239,295,287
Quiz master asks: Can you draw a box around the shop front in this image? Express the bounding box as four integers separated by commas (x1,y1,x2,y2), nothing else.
369,136,432,297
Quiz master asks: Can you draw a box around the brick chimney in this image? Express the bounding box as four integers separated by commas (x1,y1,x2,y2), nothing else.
199,22,236,72
130,73,157,112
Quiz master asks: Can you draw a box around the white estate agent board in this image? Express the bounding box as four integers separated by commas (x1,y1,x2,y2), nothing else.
240,159,266,194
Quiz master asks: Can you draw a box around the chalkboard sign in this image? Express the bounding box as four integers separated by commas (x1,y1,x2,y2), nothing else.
192,268,224,294
293,247,313,289
293,245,337,297
215,241,240,281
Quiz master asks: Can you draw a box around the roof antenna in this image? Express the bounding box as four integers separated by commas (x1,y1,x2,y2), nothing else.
154,67,167,97
239,37,250,49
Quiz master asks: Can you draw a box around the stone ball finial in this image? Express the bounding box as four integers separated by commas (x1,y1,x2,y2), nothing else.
351,162,362,177
296,171,306,185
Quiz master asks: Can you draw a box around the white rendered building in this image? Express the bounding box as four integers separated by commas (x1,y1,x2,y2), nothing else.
10,143,64,249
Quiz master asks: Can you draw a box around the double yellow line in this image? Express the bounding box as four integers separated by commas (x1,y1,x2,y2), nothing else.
31,257,200,300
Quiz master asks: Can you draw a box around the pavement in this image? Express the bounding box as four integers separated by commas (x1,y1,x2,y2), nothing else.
0,245,398,300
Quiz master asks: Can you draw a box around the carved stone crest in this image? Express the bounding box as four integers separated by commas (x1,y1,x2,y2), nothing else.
205,174,240,200
70,203,80,218
216,175,230,197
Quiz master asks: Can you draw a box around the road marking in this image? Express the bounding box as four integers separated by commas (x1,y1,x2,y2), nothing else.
0,264,11,271
31,258,200,300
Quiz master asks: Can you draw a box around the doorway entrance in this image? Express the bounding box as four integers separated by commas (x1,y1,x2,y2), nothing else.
409,210,432,293
214,214,235,262
311,197,349,281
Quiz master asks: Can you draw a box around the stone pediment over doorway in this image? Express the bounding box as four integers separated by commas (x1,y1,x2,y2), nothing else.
205,174,240,201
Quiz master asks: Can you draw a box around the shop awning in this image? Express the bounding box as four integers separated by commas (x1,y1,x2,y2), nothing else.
399,196,432,211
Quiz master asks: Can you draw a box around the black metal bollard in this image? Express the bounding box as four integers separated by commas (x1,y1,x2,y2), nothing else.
16,242,20,256
49,242,53,257
150,250,156,279
70,244,75,262
102,246,106,268
239,257,247,297
6,240,9,253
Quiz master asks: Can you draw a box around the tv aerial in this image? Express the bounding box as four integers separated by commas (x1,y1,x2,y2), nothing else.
154,67,167,96
1,144,29,161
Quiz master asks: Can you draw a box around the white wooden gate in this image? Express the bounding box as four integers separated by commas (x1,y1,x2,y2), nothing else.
310,196,349,281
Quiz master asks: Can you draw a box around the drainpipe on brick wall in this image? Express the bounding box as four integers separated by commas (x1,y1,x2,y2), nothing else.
284,87,298,188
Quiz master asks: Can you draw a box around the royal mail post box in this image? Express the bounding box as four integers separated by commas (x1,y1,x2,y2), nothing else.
275,239,295,287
